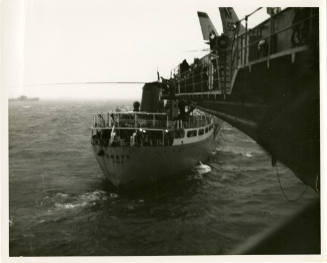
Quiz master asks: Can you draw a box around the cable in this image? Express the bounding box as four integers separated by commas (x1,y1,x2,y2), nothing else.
275,163,308,202
24,81,146,87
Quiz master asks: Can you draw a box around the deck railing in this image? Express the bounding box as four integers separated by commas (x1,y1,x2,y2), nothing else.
170,8,318,97
92,112,212,130
93,112,168,130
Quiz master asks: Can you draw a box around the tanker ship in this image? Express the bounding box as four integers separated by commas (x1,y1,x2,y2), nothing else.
91,82,220,188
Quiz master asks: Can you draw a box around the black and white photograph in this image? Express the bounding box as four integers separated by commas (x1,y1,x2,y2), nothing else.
1,0,325,261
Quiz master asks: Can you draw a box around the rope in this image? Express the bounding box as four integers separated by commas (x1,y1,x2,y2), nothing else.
25,81,146,87
275,163,308,202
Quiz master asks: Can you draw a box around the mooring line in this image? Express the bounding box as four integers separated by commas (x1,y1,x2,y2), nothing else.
275,164,307,202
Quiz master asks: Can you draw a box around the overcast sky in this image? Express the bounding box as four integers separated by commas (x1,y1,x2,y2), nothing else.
2,0,308,99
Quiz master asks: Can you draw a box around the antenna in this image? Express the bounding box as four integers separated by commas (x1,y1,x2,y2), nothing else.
156,66,160,81
24,81,147,87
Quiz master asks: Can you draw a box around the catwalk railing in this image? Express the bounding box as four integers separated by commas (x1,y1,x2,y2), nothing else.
167,8,318,98
92,112,212,130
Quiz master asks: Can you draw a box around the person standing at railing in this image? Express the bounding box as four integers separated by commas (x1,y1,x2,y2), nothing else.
133,101,140,112
97,113,106,128
130,132,137,146
109,127,116,146
135,130,142,146
258,39,268,57
110,113,116,127
180,59,190,75
202,65,209,91
192,58,200,92
209,31,217,51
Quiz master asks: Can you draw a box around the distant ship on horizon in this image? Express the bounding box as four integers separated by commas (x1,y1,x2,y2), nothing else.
9,95,39,101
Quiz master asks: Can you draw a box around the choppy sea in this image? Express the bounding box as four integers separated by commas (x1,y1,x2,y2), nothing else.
9,100,317,256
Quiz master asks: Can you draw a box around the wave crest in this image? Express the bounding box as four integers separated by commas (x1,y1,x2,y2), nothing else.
41,190,111,210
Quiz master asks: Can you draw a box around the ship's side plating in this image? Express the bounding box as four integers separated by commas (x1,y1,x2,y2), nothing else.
92,125,215,188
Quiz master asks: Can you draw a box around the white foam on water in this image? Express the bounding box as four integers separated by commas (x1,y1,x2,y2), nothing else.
54,202,88,209
80,190,107,202
56,193,69,198
194,161,212,175
52,190,108,210
245,152,253,158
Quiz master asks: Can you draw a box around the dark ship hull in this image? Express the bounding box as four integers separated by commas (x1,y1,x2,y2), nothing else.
163,7,320,253
168,7,319,191
196,46,319,190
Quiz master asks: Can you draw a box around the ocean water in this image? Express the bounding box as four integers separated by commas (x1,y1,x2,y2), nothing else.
9,100,318,256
